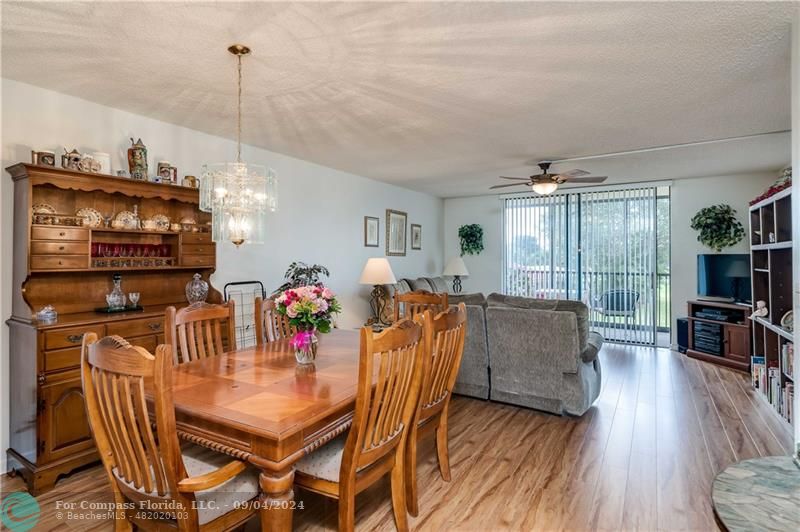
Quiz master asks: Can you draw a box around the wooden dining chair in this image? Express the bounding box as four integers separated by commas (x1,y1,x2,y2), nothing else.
254,296,295,345
165,301,236,365
393,290,449,322
405,303,467,516
80,333,258,531
294,318,427,532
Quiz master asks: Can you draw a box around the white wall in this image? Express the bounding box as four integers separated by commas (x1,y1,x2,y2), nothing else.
669,173,776,339
0,78,444,471
443,173,778,343
791,8,799,453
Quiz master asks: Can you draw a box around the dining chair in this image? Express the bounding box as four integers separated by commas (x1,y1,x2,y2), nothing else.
393,290,449,322
294,318,427,532
254,296,295,345
165,301,236,365
80,333,258,531
405,303,467,516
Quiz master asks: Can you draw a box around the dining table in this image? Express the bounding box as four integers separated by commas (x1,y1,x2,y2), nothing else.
170,329,362,532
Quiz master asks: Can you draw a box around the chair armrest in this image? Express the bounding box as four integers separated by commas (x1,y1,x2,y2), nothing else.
177,459,247,493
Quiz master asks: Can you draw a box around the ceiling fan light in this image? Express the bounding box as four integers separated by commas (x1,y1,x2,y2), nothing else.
532,181,558,195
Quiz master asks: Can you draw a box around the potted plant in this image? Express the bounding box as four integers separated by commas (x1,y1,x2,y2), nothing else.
275,285,341,364
458,224,484,256
690,204,745,252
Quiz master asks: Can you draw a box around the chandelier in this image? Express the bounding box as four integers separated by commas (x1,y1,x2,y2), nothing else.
200,44,278,246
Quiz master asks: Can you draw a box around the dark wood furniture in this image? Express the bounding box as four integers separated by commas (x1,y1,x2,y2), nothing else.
169,329,367,532
254,296,295,345
405,304,466,517
685,300,751,372
393,290,449,322
748,187,794,428
5,163,219,494
81,333,257,531
166,301,236,364
295,320,425,532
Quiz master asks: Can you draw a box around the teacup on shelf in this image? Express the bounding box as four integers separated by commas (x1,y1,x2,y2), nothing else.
141,220,158,231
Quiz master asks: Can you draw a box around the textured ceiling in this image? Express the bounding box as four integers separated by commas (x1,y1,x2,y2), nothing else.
2,1,795,197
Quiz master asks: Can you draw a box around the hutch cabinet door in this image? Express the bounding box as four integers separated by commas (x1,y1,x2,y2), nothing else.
725,327,750,363
38,377,94,463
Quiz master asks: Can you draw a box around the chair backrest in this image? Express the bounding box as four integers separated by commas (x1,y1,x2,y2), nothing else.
165,301,236,365
344,319,425,475
393,290,448,322
415,303,467,424
597,289,640,313
81,334,184,502
254,296,295,345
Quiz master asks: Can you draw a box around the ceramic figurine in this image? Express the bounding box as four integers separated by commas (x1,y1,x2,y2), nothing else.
61,148,82,170
127,138,148,180
750,300,768,319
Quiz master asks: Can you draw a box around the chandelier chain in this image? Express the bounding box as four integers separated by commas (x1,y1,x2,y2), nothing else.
237,53,243,163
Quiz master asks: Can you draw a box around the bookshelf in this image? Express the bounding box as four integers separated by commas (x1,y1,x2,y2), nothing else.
748,187,794,428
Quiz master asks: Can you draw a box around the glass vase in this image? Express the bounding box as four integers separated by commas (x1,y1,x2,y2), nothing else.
292,330,318,365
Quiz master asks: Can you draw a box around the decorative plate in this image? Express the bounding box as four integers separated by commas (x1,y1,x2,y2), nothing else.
114,210,138,230
781,310,794,332
76,207,102,228
32,203,56,214
151,213,170,231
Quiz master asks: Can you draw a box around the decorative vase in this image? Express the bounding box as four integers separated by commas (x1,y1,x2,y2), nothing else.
185,273,209,303
291,330,318,365
128,138,148,180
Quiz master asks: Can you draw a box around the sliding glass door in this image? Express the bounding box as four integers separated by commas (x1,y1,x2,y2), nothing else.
503,186,670,346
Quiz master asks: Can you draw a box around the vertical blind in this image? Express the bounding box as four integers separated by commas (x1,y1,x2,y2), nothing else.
503,186,666,346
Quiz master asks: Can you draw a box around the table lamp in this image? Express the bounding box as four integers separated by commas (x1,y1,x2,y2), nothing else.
443,257,469,293
359,257,397,327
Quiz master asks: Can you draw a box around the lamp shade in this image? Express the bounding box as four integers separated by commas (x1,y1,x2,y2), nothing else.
443,257,469,277
359,258,397,285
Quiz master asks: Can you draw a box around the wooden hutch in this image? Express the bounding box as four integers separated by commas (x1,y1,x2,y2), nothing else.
5,163,220,494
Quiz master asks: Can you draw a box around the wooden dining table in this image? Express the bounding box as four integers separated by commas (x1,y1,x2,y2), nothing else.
170,329,362,532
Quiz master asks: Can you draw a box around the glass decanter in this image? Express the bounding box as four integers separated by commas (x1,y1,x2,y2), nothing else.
106,273,127,310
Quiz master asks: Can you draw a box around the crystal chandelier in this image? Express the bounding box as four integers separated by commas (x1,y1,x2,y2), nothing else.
200,44,278,246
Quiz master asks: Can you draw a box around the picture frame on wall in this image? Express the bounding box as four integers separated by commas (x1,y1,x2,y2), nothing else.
364,216,379,247
386,209,407,256
411,224,422,250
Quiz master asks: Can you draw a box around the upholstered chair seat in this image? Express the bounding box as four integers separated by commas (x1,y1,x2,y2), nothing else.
295,435,367,482
118,444,260,525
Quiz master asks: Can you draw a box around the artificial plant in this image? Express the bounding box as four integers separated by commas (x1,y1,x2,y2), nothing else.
273,262,331,296
458,224,484,256
690,204,745,252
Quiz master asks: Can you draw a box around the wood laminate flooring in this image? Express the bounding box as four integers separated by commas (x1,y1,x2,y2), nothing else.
1,344,793,531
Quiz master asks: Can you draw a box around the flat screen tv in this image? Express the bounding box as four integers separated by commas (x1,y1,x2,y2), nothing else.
697,254,751,303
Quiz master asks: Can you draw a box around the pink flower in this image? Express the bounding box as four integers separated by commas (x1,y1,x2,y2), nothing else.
286,302,299,318
322,287,334,299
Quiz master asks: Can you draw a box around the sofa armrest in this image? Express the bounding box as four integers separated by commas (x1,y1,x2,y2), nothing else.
581,331,604,363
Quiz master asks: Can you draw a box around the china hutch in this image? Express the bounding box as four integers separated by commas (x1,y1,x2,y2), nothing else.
5,163,220,494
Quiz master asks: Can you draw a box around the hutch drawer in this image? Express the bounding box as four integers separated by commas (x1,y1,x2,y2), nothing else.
181,232,212,244
31,241,89,255
45,324,105,350
31,226,89,241
31,255,88,270
107,316,164,337
181,254,215,267
181,244,215,255
43,346,82,373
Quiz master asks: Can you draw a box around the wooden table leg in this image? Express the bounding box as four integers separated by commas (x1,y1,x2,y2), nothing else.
258,467,295,532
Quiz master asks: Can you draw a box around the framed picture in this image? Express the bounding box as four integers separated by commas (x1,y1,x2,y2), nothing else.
364,216,379,247
386,209,407,256
411,224,422,250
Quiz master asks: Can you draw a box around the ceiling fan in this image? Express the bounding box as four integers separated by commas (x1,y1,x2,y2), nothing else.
490,162,607,195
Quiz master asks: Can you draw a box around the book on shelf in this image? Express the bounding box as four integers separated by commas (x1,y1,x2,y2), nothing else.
781,342,794,378
751,355,766,391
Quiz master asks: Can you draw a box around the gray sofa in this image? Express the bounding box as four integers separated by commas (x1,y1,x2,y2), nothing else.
450,292,603,416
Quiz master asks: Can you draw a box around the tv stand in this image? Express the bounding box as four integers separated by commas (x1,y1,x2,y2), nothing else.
686,300,751,371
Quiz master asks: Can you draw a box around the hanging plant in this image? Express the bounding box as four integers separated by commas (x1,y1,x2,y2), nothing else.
458,224,484,256
690,204,745,252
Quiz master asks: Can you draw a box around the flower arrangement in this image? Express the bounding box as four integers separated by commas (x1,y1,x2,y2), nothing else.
275,285,341,364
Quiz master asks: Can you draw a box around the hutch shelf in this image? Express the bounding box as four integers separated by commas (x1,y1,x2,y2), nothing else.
748,187,794,429
5,163,221,494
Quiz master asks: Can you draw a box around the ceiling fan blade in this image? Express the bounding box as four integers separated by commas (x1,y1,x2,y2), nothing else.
561,175,608,183
490,182,530,189
498,176,530,180
559,169,591,177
